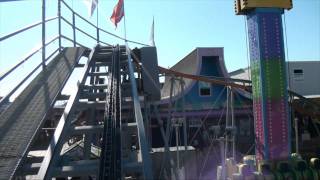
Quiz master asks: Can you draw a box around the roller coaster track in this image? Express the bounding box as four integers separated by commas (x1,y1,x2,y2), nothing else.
0,43,317,179
99,46,122,179
0,0,318,178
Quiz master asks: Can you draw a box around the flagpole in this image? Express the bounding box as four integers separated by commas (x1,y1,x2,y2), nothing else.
96,1,98,27
123,1,127,43
96,0,99,43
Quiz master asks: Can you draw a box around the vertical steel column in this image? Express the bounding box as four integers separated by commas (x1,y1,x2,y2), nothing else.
175,124,180,170
180,78,187,150
180,78,187,179
219,137,226,180
41,0,46,69
225,87,230,159
294,117,299,154
97,28,100,44
166,77,174,141
72,12,76,47
231,88,235,159
166,77,180,179
58,0,61,51
153,106,178,179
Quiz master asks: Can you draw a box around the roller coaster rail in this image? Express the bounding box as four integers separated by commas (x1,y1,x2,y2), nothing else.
98,45,122,179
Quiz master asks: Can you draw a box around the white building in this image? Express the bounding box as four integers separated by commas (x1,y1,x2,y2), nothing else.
230,61,320,96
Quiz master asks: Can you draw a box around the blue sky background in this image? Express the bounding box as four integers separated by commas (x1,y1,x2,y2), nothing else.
0,0,319,97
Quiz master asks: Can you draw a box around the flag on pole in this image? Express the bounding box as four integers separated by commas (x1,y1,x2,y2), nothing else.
149,17,155,46
83,0,98,17
110,0,124,28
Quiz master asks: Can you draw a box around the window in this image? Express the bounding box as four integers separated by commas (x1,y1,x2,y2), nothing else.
294,69,303,74
199,82,211,96
293,69,304,81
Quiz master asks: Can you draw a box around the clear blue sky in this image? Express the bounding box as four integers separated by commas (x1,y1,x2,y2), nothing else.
0,0,319,97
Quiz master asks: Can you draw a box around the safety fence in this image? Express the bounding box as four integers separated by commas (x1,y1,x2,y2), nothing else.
0,0,149,106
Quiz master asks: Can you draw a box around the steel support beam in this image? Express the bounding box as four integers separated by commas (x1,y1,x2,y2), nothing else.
37,47,98,179
153,105,178,179
125,45,153,179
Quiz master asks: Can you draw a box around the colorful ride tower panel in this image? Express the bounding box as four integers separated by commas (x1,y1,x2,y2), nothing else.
247,8,290,161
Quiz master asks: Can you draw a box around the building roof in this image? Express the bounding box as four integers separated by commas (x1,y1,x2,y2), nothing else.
159,47,252,109
229,67,250,81
161,47,227,100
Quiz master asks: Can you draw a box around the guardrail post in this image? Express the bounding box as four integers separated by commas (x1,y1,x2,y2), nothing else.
58,0,61,51
42,0,46,69
96,28,100,44
72,12,76,47
96,6,99,44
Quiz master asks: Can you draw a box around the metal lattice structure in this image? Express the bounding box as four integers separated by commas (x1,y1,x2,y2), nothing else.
1,0,320,179
0,47,87,179
0,0,154,179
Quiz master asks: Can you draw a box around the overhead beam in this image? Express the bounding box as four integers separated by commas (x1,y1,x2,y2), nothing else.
50,160,142,177
51,160,99,177
158,66,249,90
71,125,104,135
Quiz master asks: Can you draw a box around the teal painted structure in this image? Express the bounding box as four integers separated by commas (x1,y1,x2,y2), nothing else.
160,48,251,111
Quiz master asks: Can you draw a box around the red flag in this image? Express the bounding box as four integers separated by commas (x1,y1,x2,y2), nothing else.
110,0,124,27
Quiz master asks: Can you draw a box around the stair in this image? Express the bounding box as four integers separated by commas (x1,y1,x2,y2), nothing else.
0,47,86,179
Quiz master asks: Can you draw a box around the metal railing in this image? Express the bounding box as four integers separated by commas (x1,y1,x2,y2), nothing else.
0,0,149,106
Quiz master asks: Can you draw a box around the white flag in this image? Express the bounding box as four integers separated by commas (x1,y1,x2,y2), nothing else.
83,0,98,17
149,17,155,46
